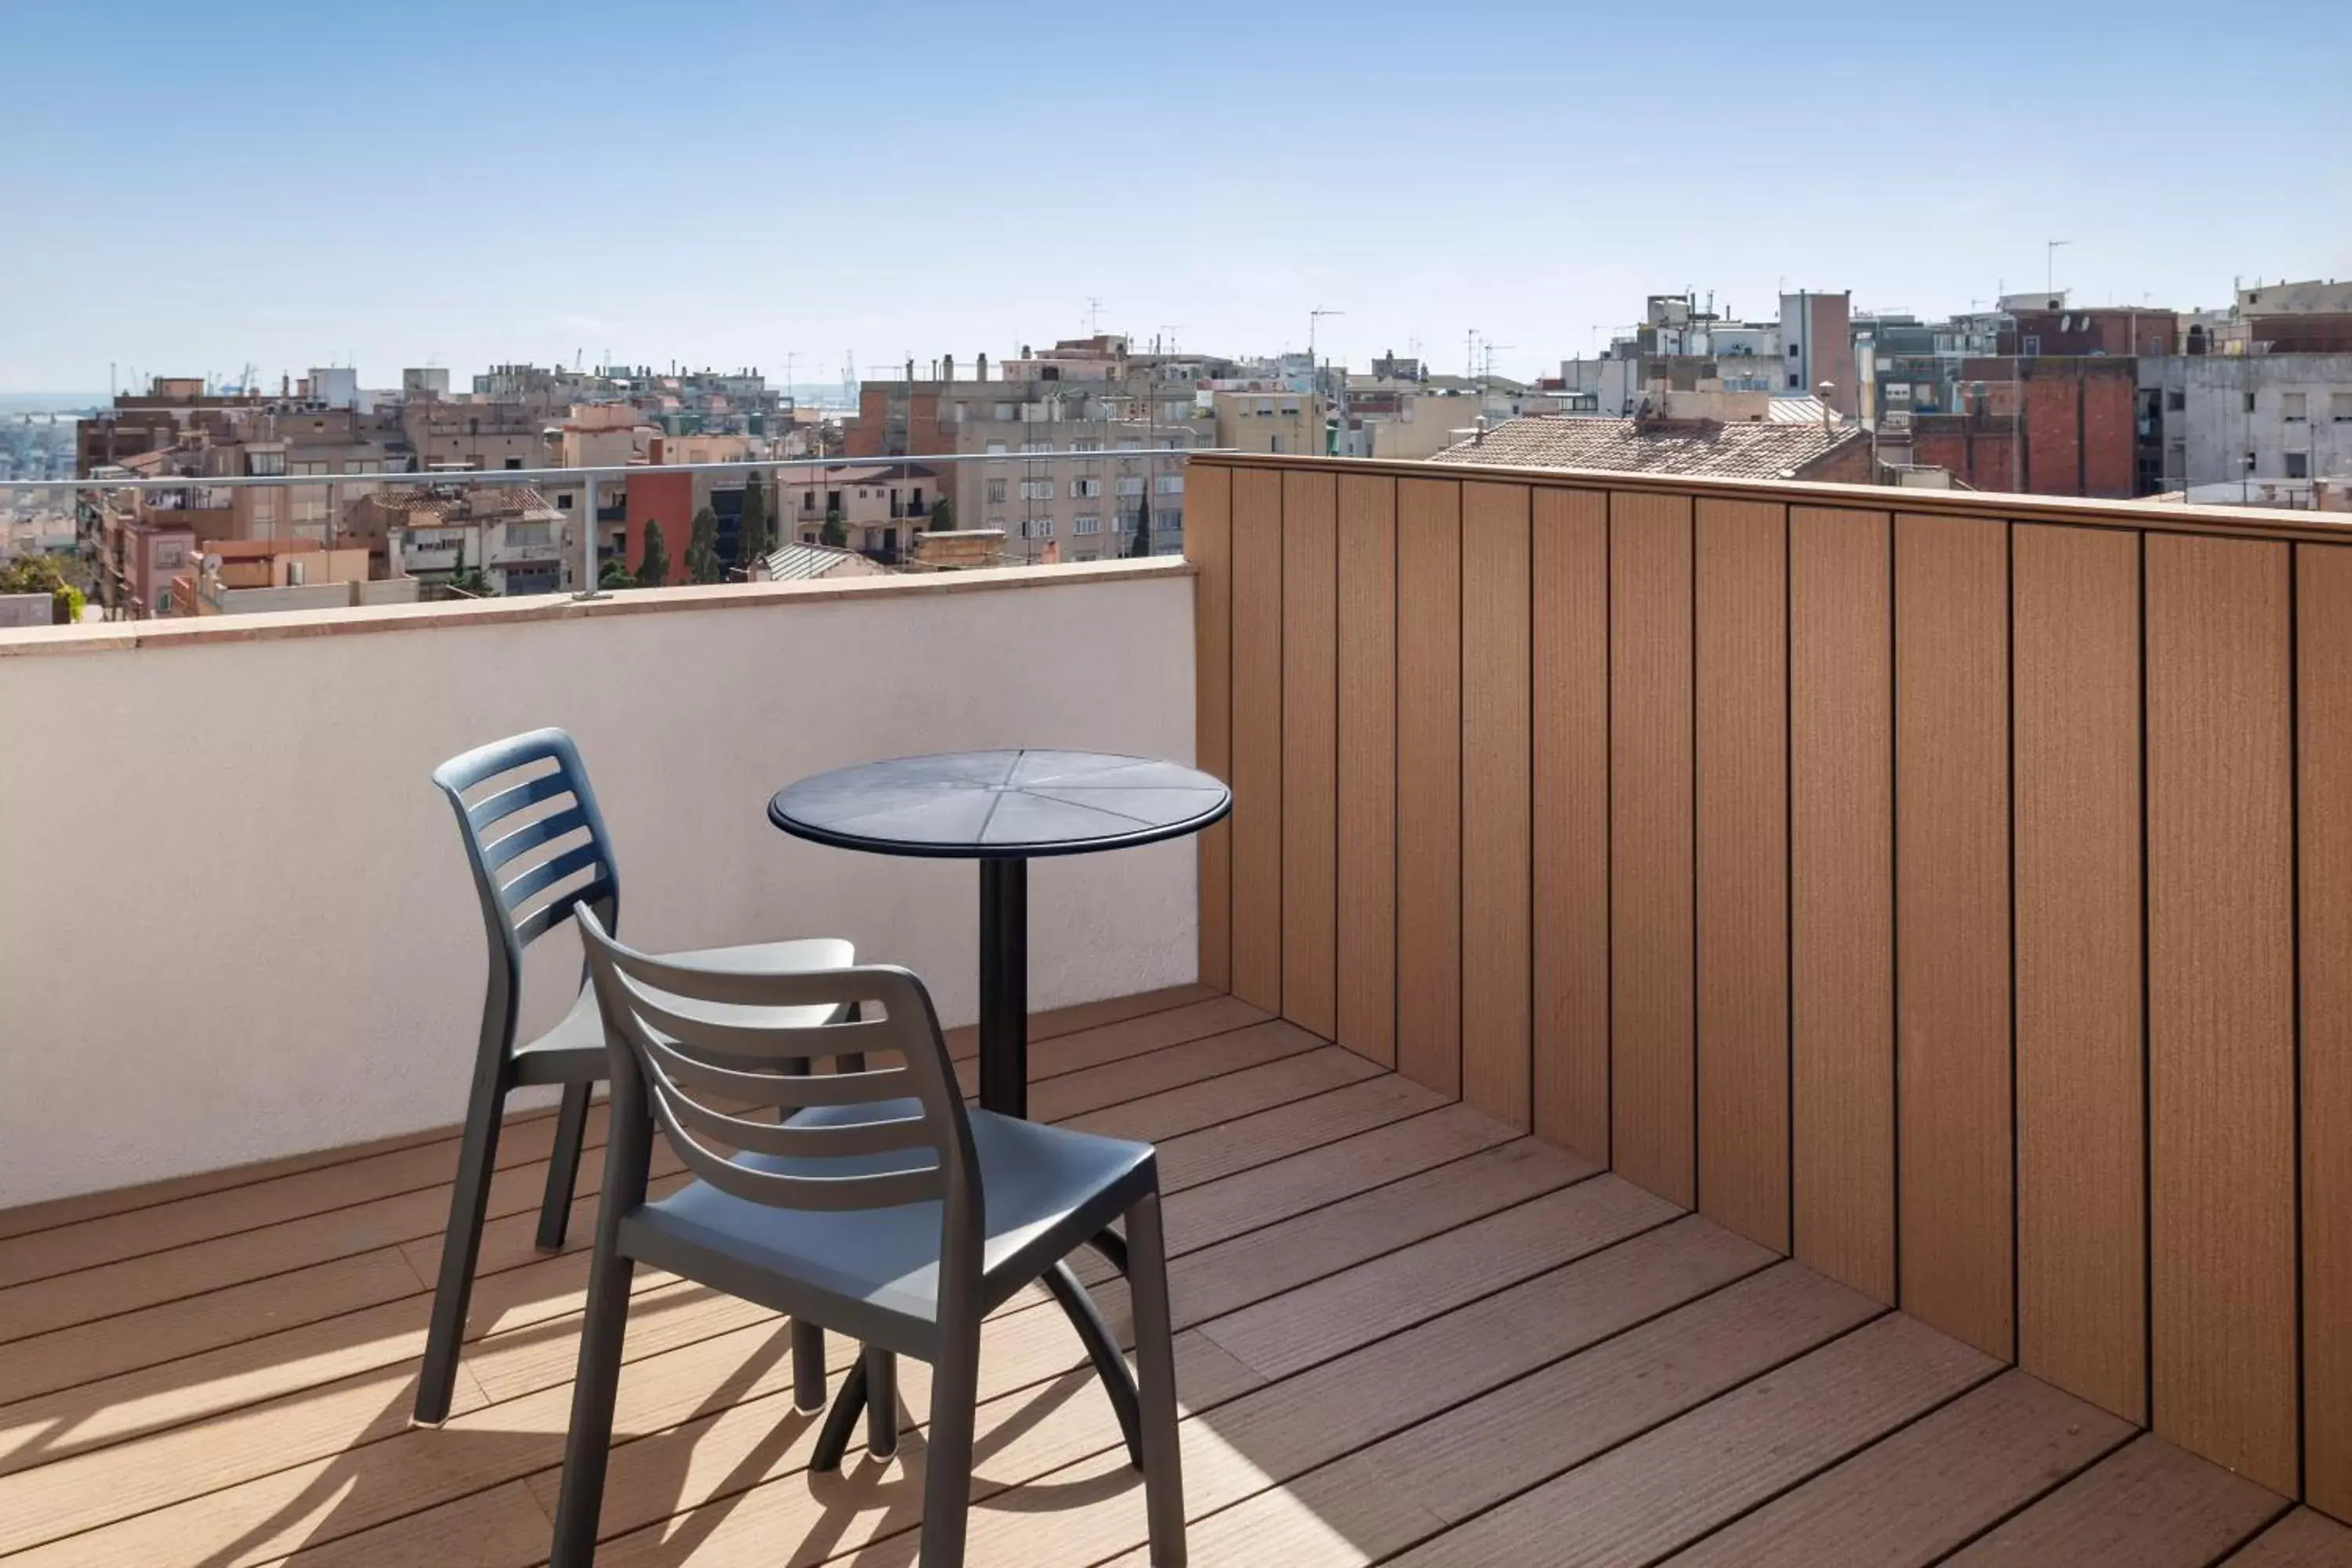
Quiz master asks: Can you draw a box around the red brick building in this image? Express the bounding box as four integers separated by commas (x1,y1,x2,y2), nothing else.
622,469,694,585
1909,358,2138,499
1999,307,2177,358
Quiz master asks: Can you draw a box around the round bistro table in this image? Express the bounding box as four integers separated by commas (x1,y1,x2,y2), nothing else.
768,748,1231,1468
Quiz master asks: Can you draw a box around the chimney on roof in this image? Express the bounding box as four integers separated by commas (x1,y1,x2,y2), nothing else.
977,352,989,382
942,354,955,383
1817,383,1835,437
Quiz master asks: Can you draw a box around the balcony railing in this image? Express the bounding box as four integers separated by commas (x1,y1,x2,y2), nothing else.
1185,448,2352,1522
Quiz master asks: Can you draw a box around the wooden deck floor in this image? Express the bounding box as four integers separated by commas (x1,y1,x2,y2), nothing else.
2,984,2348,1567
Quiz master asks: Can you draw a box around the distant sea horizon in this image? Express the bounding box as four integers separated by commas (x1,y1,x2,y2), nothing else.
0,393,107,416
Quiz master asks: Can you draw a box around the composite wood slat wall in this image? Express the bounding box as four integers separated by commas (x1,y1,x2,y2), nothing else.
1280,470,1339,1040
1892,513,2014,1362
2145,533,2299,1494
1186,453,2352,1520
1461,482,1534,1129
1334,474,1399,1069
1693,498,1790,1253
2011,523,2147,1425
1609,492,1697,1205
2302,545,2352,1520
1531,488,1612,1163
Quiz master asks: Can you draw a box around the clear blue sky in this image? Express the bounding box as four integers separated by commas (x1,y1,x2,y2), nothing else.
2,0,2344,392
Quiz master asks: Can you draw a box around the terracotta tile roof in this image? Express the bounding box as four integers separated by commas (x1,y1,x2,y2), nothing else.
1432,415,1867,480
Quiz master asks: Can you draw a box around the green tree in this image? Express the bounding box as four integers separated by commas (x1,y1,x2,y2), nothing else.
0,553,85,623
635,519,670,586
687,506,720,584
598,556,633,590
446,540,494,598
738,473,772,568
820,508,848,549
1127,495,1153,559
927,494,953,533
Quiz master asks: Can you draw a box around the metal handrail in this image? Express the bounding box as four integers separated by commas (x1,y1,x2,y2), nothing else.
2,447,1221,606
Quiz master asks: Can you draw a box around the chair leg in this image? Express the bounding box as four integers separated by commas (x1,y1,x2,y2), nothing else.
919,1319,982,1568
535,1081,594,1253
866,1346,898,1459
792,1319,828,1412
548,1244,635,1567
811,1355,869,1473
414,1076,508,1425
1127,1190,1187,1567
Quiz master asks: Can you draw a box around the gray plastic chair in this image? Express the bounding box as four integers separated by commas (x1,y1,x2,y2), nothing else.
416,728,854,1426
552,907,1185,1568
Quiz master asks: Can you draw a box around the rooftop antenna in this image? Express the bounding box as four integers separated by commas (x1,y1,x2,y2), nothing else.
1156,324,1184,356
2046,239,2071,299
1085,296,1105,335
1308,307,1345,379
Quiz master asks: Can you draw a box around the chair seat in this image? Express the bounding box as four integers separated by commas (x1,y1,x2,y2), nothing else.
511,936,855,1085
622,1110,1156,1340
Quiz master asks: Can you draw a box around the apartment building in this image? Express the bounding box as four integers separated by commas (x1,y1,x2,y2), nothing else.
351,484,569,595
781,462,942,564
1560,289,1857,418
2148,352,2352,503
1211,389,1320,456
851,341,1207,565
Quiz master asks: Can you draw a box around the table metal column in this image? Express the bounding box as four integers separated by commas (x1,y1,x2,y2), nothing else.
977,857,1029,1119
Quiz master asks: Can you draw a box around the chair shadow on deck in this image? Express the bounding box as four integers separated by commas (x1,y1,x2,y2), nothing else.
180,1290,795,1566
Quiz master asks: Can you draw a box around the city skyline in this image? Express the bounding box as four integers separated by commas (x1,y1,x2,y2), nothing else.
3,0,2347,391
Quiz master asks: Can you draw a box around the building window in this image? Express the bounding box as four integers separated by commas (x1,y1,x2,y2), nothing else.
1017,479,1053,500
1018,518,1054,539
2288,452,2310,479
2167,390,2187,412
1155,474,1185,495
556,493,573,510
1788,374,1802,389
1788,344,1802,358
1070,477,1102,498
2022,336,2040,356
1073,515,1102,535
2247,393,2259,413
993,404,1019,421
2284,393,2308,423
504,456,524,470
985,478,1007,503
1021,441,1053,455
1072,437,1102,453
1116,476,1145,497
1269,436,1287,455
2334,394,2352,423
986,517,1006,531
985,441,1008,457
247,451,286,477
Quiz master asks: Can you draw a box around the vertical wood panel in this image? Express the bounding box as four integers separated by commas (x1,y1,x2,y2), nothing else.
2300,543,2352,1518
2013,522,2146,1425
1694,497,1789,1252
1228,467,1284,1013
1894,513,2014,1360
1610,491,1696,1208
1533,488,1611,1163
1280,470,1338,1039
1336,474,1397,1069
2146,531,2298,1495
1188,463,1232,992
1396,477,1463,1098
1791,505,1896,1303
1462,482,1533,1129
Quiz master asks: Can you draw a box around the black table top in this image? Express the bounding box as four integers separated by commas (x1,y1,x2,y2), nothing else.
768,750,1232,860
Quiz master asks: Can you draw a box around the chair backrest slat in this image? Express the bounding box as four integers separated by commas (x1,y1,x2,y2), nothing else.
581,906,978,1220
485,808,592,874
467,768,575,830
619,978,898,1069
658,1082,935,1161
